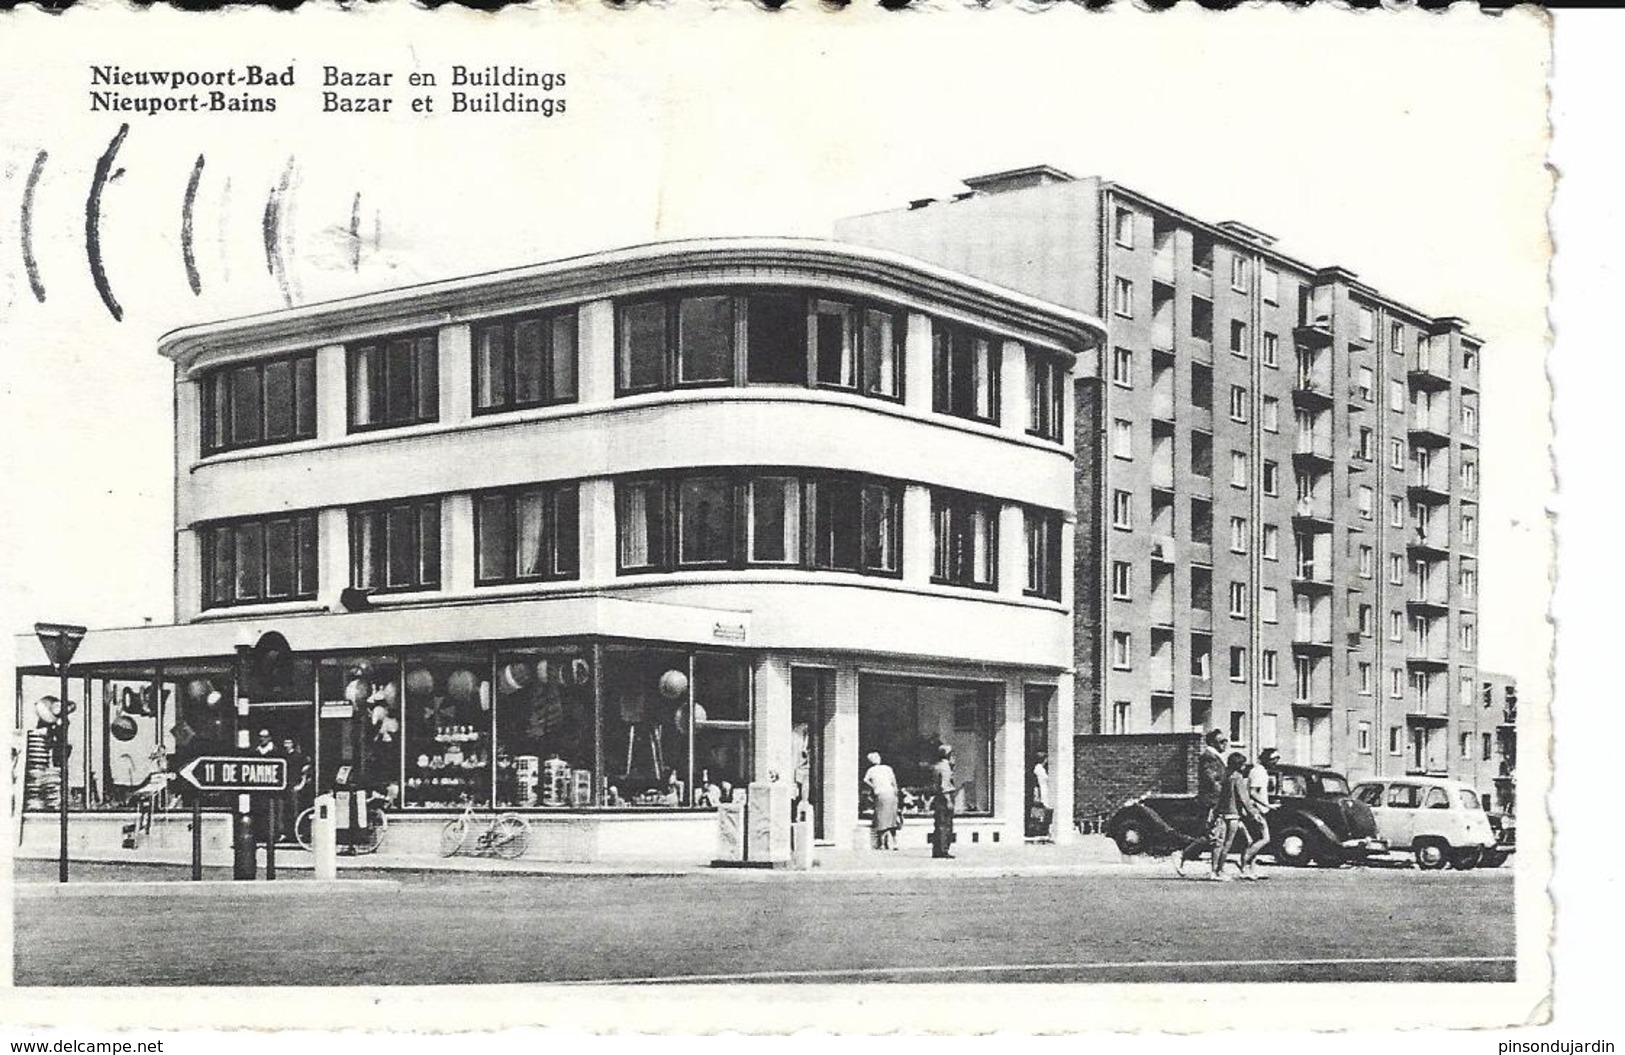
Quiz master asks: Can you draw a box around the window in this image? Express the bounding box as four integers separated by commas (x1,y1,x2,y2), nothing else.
1230,254,1250,292
1110,560,1132,600
1027,352,1067,441
1262,396,1280,432
1391,496,1406,528
1190,363,1213,409
1112,418,1134,459
1228,581,1247,618
347,328,438,429
1460,732,1473,760
1354,365,1374,404
1025,510,1063,600
1261,650,1278,684
1261,523,1279,560
619,292,902,399
1460,459,1478,492
1482,732,1493,761
1262,266,1280,304
1111,347,1134,386
1229,516,1248,553
1358,545,1373,577
1389,554,1405,585
1464,346,1478,375
475,485,579,584
1390,321,1405,355
1228,646,1247,681
1462,512,1477,545
1228,384,1248,422
1462,402,1478,435
1191,297,1213,342
618,472,899,576
1391,668,1404,699
1389,379,1405,413
202,512,318,608
1262,332,1279,367
200,351,317,454
932,490,999,589
351,498,442,593
1460,564,1477,600
1358,604,1374,637
1261,586,1278,623
1356,485,1374,520
1229,320,1247,357
1111,490,1133,530
1193,233,1214,273
934,322,1001,423
1113,277,1134,317
1262,460,1279,496
1111,701,1132,735
1111,632,1133,670
1356,306,1375,342
1459,620,1476,652
1190,498,1212,544
473,312,577,414
1114,206,1135,248
1230,451,1249,488
1357,722,1372,753
1390,611,1404,641
1190,566,1212,612
1389,727,1403,755
1358,662,1373,694
1391,438,1406,470
861,677,996,815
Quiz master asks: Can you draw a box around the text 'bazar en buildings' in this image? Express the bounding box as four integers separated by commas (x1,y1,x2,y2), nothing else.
15,238,1106,861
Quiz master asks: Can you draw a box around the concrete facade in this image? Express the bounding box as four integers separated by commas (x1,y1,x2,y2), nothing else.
839,167,1488,800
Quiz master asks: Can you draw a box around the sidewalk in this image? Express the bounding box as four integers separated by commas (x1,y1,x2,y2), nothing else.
14,835,1150,881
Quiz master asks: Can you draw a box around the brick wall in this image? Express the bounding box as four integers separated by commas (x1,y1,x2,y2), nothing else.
1074,732,1201,824
1073,375,1102,735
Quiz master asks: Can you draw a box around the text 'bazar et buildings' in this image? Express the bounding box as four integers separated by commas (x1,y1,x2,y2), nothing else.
15,167,1513,863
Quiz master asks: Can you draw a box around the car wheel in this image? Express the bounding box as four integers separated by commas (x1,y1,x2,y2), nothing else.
1414,839,1450,870
1274,828,1314,867
1449,848,1482,871
1113,820,1148,856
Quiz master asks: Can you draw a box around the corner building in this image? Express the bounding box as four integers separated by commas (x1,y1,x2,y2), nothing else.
14,239,1103,860
839,167,1486,795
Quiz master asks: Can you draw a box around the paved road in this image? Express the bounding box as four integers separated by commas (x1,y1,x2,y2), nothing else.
13,860,1514,986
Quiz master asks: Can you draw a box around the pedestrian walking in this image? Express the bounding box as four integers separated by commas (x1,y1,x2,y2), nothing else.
863,751,902,850
1239,756,1273,880
1214,751,1254,878
1030,752,1054,838
1177,729,1230,878
929,744,957,859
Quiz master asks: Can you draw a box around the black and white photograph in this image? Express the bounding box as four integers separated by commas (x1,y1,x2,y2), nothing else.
0,0,1580,1040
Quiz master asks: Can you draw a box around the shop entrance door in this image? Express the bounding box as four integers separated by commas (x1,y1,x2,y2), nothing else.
790,667,833,841
1023,685,1054,838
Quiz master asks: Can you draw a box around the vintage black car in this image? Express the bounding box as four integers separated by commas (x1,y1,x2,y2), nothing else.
1104,763,1387,866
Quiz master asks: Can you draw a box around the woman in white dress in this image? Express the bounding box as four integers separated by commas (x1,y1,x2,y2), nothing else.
863,751,901,850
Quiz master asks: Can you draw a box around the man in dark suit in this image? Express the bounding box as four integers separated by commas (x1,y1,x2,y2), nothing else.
1177,729,1231,880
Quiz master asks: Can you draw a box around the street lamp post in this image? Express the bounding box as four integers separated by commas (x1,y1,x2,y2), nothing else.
34,623,87,884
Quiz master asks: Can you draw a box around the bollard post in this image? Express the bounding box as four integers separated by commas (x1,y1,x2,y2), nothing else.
312,793,337,880
790,802,814,871
266,797,277,881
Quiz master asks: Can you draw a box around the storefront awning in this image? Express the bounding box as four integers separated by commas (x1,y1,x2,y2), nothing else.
14,595,753,672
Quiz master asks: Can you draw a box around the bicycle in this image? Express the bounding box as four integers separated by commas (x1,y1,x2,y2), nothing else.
439,797,530,859
293,791,388,856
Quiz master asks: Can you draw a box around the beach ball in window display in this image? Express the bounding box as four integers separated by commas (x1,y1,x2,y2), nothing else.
405,667,436,699
446,669,479,706
658,669,689,700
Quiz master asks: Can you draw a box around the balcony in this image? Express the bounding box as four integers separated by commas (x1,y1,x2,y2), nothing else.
1292,697,1333,714
1407,532,1450,560
1293,434,1334,472
1292,565,1334,593
1292,371,1335,411
1408,411,1452,449
1407,471,1451,505
1406,594,1450,618
1500,704,1518,728
1404,708,1449,726
1152,248,1175,284
1293,315,1335,350
1291,636,1333,656
1189,607,1213,632
1292,497,1334,533
1409,347,1452,390
1347,382,1370,413
1405,643,1449,670
1189,674,1213,699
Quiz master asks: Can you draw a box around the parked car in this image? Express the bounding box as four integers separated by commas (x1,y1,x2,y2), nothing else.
1351,776,1501,870
1105,763,1386,867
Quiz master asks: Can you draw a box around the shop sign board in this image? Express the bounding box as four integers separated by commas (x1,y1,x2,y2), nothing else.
178,755,287,793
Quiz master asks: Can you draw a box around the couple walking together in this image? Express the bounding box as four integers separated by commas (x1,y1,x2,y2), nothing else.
1178,730,1277,882
863,744,958,856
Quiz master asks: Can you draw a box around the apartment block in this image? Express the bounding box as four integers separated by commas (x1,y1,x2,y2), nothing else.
838,165,1486,791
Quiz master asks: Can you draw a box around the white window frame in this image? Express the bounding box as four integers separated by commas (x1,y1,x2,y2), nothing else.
1389,554,1405,585
1228,581,1247,618
1262,396,1280,432
1111,631,1133,671
1113,277,1134,318
1389,611,1404,642
1262,332,1279,367
1262,460,1279,496
1357,485,1374,520
1229,645,1247,681
1358,662,1373,695
1357,722,1372,754
1229,516,1248,554
1391,439,1405,470
1114,207,1135,249
1261,650,1278,685
1230,451,1249,489
1389,379,1405,413
1229,384,1248,422
1112,346,1133,387
1358,545,1373,578
1113,418,1134,460
1261,587,1278,624
1390,497,1406,528
1111,490,1133,530
1111,560,1132,600
1230,254,1249,293
1262,267,1280,305
1261,524,1279,561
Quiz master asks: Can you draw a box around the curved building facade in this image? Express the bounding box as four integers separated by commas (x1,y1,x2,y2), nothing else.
16,238,1104,862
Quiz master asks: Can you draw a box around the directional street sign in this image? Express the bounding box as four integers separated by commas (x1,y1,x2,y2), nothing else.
178,755,287,793
34,622,87,675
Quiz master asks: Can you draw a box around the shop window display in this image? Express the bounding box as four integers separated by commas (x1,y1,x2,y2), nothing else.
492,647,596,808
858,676,996,818
401,650,490,807
317,655,402,803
